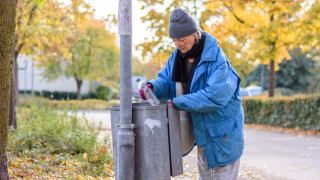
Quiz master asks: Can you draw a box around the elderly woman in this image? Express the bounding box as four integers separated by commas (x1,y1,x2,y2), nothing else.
140,8,244,180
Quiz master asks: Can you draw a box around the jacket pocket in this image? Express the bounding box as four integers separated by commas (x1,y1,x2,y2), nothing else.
208,118,237,138
206,117,241,164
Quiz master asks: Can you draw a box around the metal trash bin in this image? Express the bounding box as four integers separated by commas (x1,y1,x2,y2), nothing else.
111,103,183,180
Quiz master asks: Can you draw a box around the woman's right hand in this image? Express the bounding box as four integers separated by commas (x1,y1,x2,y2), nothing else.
139,89,146,100
139,83,153,100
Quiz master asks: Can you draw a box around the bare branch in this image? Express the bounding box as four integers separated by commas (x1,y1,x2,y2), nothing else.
222,2,245,24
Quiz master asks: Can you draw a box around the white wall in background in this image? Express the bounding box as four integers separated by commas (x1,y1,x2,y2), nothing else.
17,54,91,94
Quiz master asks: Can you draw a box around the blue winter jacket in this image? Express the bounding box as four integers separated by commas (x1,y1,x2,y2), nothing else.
148,32,244,168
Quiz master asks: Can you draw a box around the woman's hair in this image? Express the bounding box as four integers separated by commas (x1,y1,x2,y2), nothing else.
194,29,202,43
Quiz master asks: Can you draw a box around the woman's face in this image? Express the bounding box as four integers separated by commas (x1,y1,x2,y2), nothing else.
172,34,196,53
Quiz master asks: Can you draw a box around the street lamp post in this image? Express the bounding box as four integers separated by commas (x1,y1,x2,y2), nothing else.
117,0,135,180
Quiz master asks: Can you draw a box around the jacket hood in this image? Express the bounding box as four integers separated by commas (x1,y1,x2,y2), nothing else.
200,32,219,62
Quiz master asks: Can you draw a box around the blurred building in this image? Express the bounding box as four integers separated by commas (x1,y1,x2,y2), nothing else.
17,54,91,95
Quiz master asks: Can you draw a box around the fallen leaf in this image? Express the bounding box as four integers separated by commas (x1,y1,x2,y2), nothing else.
83,153,87,160
107,169,113,174
77,176,86,180
11,162,19,168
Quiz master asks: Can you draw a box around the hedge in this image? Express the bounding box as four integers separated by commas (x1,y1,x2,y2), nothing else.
20,90,98,100
47,99,120,110
19,97,121,110
242,94,320,131
19,86,116,100
19,90,41,96
42,90,98,100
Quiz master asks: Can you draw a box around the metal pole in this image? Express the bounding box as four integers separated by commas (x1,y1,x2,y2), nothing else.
31,58,34,99
117,0,134,180
261,64,264,89
24,60,28,105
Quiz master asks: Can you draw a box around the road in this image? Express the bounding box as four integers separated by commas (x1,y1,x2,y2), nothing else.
240,128,320,180
74,110,320,180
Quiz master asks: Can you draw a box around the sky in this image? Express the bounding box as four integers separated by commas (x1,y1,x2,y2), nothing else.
85,0,205,59
86,0,151,54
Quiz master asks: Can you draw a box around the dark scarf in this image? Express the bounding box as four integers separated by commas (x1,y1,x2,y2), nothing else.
171,33,206,94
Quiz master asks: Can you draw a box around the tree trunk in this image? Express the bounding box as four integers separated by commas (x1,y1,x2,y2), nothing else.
76,78,83,100
14,53,19,102
268,6,275,97
9,25,17,129
0,0,17,179
9,54,17,129
268,60,275,97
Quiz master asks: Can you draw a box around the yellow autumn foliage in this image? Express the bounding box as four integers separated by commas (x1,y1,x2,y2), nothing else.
138,0,319,95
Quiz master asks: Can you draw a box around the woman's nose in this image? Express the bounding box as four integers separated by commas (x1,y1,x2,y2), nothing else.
174,42,181,48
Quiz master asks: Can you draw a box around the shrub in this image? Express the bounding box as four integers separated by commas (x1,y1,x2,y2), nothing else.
7,100,114,178
42,90,52,98
41,90,97,100
95,85,110,101
10,101,98,155
242,94,320,131
111,85,120,99
19,97,120,110
18,90,41,96
48,99,111,110
261,87,295,96
82,92,98,99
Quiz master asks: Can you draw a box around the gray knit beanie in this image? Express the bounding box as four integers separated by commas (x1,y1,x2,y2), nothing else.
168,8,198,39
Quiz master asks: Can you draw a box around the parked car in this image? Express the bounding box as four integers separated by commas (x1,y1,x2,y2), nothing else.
240,88,250,97
240,86,263,97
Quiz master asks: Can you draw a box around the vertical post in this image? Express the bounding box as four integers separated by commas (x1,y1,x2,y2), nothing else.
268,60,275,97
31,58,34,99
24,60,28,105
261,64,264,89
117,0,134,180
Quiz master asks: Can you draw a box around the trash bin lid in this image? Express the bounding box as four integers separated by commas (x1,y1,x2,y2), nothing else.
110,103,162,111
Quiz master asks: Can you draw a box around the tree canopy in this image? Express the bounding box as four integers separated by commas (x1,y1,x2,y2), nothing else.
138,0,320,96
40,16,120,99
245,49,316,93
15,0,93,61
137,0,201,70
15,0,120,99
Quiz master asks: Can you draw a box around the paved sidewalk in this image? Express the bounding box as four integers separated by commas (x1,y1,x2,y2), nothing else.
71,110,111,130
171,147,268,180
77,110,320,180
173,129,320,180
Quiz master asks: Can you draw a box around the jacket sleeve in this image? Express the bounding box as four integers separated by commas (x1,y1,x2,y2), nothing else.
173,50,240,112
148,52,176,101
